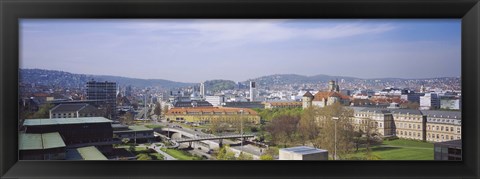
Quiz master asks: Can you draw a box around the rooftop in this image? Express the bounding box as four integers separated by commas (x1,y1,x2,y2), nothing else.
421,110,461,119
76,146,108,160
50,103,88,113
280,146,328,155
128,125,153,132
23,117,112,126
19,132,66,150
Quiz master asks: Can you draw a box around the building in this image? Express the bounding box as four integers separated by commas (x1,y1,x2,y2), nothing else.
223,101,265,109
302,80,351,109
112,124,155,143
66,146,108,160
434,139,462,160
200,82,205,99
86,80,117,120
249,81,256,102
352,108,395,137
173,100,213,108
205,95,225,106
279,146,328,160
22,117,118,153
400,93,425,104
349,107,461,142
440,96,461,110
264,101,302,109
19,132,66,160
165,107,260,124
49,103,103,119
390,109,426,141
423,110,461,142
420,93,440,110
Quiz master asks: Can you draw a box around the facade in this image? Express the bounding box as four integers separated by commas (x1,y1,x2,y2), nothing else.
420,93,440,110
200,82,205,99
264,101,302,109
400,93,425,104
113,125,155,143
49,103,103,119
302,80,351,109
86,80,117,120
249,81,256,102
223,101,265,109
434,139,462,160
165,107,261,124
279,146,328,160
352,108,394,137
173,100,213,108
23,117,118,152
423,110,461,142
440,96,461,110
390,109,426,141
349,107,460,142
205,95,225,106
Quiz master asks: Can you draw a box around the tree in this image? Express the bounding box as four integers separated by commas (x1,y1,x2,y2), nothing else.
162,105,169,117
215,145,236,160
154,102,162,116
298,106,321,147
266,114,300,147
120,112,134,125
313,102,355,159
260,155,274,160
31,103,54,119
237,152,254,160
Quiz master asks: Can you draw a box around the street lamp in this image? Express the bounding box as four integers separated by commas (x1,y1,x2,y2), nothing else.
239,109,244,154
332,117,339,160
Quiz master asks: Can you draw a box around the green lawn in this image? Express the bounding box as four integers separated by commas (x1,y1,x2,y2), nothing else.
160,148,202,160
348,139,434,160
144,124,164,129
117,145,164,160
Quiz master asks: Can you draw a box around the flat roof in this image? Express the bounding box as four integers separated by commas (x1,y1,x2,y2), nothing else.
23,117,112,126
76,146,108,160
127,125,153,132
280,146,328,155
19,132,66,150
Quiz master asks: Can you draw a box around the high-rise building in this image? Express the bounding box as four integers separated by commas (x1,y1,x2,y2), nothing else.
86,80,117,120
200,82,205,99
249,81,256,102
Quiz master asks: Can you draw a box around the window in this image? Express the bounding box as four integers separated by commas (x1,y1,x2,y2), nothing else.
409,124,412,129
441,135,444,139
457,127,461,134
400,131,403,135
436,126,439,131
437,134,439,139
418,133,420,137
417,125,420,129
446,135,449,139
441,126,444,131
427,125,430,130
446,127,449,132
451,127,454,131
409,132,412,136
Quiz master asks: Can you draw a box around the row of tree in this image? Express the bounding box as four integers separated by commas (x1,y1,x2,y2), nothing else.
264,103,381,159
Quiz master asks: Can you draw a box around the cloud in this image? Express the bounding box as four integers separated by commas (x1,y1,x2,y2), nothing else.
118,20,396,45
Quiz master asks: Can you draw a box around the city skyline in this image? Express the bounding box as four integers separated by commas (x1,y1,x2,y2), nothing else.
20,19,461,83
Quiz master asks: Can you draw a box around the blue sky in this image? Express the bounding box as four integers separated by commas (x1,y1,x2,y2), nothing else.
20,19,461,83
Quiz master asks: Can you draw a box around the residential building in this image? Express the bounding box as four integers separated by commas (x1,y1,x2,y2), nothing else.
249,81,257,102
302,80,351,109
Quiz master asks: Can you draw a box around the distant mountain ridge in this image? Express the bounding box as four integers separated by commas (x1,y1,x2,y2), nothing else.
20,69,194,89
20,68,460,90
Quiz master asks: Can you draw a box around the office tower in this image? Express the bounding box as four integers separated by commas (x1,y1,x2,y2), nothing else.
200,82,205,99
86,80,117,120
250,81,256,102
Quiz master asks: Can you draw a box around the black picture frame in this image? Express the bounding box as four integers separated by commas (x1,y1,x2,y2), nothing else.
1,0,479,178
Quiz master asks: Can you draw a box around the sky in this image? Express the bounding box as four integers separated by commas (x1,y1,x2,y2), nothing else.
20,19,461,83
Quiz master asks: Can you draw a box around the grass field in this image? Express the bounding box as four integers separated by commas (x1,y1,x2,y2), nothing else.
160,148,202,160
348,139,434,160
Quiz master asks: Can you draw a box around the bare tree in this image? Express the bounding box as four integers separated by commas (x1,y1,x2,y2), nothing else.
298,106,321,147
266,114,300,147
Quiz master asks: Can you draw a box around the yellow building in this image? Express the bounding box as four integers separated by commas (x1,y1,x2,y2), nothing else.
165,107,260,124
390,109,426,141
423,111,461,142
